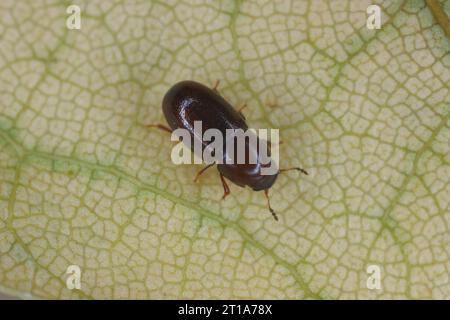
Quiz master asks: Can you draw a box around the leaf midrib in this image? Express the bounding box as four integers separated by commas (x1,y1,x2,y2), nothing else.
0,129,321,299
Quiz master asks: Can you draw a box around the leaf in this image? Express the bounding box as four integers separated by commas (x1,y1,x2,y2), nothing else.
0,0,449,299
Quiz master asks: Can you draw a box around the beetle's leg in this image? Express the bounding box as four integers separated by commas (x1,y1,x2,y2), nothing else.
237,103,247,119
219,173,230,200
279,167,308,175
237,103,247,113
264,189,278,221
212,79,220,92
193,163,215,182
146,124,172,133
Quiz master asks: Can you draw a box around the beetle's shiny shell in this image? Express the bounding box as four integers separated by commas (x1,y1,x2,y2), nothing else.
162,80,278,191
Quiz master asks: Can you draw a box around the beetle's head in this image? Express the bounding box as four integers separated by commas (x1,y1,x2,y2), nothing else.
217,161,278,191
216,133,279,191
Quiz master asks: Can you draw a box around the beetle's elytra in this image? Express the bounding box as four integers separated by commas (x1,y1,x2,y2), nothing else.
148,80,308,221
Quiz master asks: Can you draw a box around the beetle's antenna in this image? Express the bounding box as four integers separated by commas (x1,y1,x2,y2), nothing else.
279,167,308,175
264,189,278,221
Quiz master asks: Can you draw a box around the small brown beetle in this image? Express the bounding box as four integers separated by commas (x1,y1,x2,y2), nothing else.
148,80,307,220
